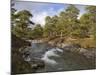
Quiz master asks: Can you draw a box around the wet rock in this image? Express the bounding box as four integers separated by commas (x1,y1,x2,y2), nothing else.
29,58,45,70
79,48,87,53
79,48,96,59
63,44,80,52
62,44,95,59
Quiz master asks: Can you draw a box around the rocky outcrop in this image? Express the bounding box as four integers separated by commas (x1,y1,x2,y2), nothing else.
47,39,96,59
62,44,96,59
79,48,96,59
29,58,45,70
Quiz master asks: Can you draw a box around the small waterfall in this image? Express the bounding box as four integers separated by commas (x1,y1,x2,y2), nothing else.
41,48,63,65
22,43,95,72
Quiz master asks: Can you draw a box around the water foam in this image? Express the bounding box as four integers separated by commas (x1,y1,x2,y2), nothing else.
41,48,63,65
56,48,63,53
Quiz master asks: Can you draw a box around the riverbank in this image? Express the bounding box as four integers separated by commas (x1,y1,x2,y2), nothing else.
11,34,33,74
48,37,96,60
29,37,96,60
22,43,96,72
11,34,45,74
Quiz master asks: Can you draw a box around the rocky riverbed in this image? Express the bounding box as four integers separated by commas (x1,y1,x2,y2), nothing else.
20,42,95,73
47,37,96,60
12,35,96,74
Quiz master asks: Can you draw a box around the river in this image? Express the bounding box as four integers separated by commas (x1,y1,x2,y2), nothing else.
22,43,95,73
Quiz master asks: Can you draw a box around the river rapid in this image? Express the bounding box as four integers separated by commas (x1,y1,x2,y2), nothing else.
22,43,95,73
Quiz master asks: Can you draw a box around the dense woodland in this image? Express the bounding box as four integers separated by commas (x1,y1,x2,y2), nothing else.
11,4,96,74
11,5,96,40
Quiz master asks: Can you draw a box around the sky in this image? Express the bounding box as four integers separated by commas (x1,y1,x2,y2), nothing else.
12,1,88,26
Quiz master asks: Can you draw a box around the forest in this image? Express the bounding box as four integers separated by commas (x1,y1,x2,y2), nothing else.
12,4,96,40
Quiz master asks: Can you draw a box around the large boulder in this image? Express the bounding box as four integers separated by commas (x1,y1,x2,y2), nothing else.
79,48,96,59
63,44,80,52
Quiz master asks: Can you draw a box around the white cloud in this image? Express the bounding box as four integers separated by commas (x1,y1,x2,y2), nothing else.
13,1,66,27
32,12,48,26
32,8,55,26
32,7,65,26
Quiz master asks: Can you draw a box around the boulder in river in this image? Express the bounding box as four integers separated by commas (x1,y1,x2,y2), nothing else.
62,44,95,59
29,58,45,70
79,48,96,59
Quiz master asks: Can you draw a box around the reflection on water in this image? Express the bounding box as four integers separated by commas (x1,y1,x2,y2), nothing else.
23,43,95,72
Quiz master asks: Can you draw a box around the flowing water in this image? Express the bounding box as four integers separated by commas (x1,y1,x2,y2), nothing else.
24,43,95,73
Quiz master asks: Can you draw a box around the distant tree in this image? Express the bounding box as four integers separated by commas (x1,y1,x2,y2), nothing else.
79,6,96,38
44,15,61,37
44,5,80,38
86,6,96,14
58,5,80,37
44,16,53,37
31,24,43,39
65,5,79,20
